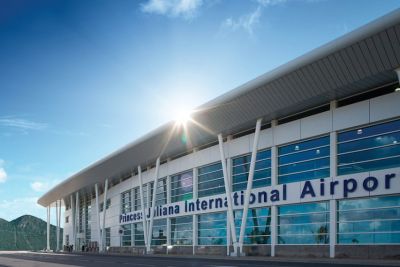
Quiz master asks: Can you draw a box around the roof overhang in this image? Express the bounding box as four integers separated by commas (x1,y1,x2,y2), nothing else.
38,9,400,207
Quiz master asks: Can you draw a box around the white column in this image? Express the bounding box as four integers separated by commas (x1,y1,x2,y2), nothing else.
218,134,238,256
192,166,198,255
166,172,171,254
56,201,60,251
147,157,160,252
47,205,50,251
238,119,262,255
395,68,400,82
75,192,79,251
226,156,232,255
101,179,109,252
329,102,337,258
58,200,61,250
271,206,277,257
138,166,149,251
271,119,278,257
70,194,75,249
95,183,101,251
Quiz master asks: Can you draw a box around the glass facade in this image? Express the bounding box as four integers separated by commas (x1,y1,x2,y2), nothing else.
338,195,400,244
338,119,400,175
105,227,111,247
234,207,271,244
171,216,193,245
278,136,330,184
111,117,400,251
133,223,145,246
171,171,193,203
278,202,329,244
121,190,131,214
198,162,224,198
150,219,167,246
232,150,271,191
156,177,167,206
198,212,227,245
121,224,131,246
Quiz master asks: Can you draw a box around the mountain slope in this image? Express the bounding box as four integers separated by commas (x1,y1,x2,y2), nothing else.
0,215,63,251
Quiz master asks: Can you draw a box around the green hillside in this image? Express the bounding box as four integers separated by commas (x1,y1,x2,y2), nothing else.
0,215,63,251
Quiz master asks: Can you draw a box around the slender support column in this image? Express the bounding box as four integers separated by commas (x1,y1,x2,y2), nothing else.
271,119,278,257
56,200,60,251
75,192,79,251
95,183,101,251
166,172,171,254
47,205,50,251
238,119,262,255
271,206,277,257
58,200,61,250
226,157,232,255
329,109,338,257
70,194,76,249
147,158,160,253
329,199,337,258
101,179,109,252
218,134,238,256
192,166,198,255
395,68,400,82
138,166,149,251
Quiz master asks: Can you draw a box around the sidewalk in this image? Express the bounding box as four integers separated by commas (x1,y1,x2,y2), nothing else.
66,251,400,266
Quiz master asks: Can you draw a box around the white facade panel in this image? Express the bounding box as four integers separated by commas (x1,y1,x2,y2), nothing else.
300,111,332,139
273,120,301,146
370,92,400,123
333,100,370,131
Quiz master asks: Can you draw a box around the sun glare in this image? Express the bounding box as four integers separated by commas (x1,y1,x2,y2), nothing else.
173,107,193,125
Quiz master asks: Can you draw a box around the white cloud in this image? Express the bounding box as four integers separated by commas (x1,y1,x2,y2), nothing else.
30,179,61,193
222,6,262,36
221,0,287,36
0,159,7,183
141,0,203,19
0,116,47,130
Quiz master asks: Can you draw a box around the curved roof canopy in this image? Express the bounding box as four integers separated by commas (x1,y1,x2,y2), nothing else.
39,9,400,207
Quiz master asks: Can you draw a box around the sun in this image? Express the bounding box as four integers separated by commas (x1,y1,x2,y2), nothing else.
173,107,193,125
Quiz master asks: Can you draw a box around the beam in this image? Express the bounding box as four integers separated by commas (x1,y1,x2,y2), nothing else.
218,134,238,255
101,178,109,252
138,166,149,251
95,183,101,251
147,158,160,252
238,118,262,255
46,205,50,251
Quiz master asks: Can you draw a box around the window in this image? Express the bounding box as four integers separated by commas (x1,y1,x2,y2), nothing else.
198,162,224,198
338,195,400,244
278,202,329,244
232,150,271,192
171,171,193,203
65,216,69,223
278,136,330,184
100,199,111,212
156,177,167,206
171,216,193,245
121,190,132,214
150,219,167,246
234,207,271,244
121,224,131,246
65,235,69,245
133,187,141,211
337,119,400,175
198,212,227,245
143,182,152,208
105,228,111,247
133,223,145,246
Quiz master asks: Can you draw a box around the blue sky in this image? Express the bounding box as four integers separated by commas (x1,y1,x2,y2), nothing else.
0,0,399,224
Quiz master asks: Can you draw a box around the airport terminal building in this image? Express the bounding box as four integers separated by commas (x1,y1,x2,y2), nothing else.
39,10,400,259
